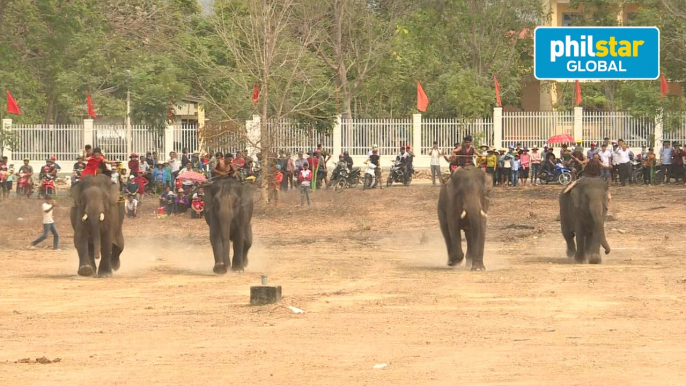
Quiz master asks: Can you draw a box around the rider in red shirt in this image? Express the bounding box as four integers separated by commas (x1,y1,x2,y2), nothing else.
82,147,110,176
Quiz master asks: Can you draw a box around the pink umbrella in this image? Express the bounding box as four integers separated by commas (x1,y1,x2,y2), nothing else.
176,171,207,183
547,134,574,144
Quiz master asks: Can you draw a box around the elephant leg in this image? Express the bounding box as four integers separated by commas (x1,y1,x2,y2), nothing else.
75,235,94,277
242,225,253,268
573,222,587,263
463,227,473,269
562,230,576,259
97,233,114,277
446,217,465,267
438,208,455,265
111,243,123,271
231,228,245,272
88,242,97,272
209,223,227,275
586,232,602,264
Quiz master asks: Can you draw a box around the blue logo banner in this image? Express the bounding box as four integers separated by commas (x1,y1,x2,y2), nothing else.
534,27,660,80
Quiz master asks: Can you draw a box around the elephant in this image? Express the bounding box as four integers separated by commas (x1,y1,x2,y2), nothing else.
437,166,492,270
70,174,125,277
559,177,611,264
203,178,254,274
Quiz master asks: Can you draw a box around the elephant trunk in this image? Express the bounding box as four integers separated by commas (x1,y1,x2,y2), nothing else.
590,199,610,255
465,196,486,265
90,216,102,261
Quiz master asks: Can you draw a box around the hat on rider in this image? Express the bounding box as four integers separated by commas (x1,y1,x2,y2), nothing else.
372,144,378,149
130,153,138,158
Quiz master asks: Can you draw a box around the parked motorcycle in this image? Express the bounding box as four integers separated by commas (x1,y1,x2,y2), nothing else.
387,160,412,187
17,172,33,198
331,162,361,192
363,163,378,190
538,163,573,186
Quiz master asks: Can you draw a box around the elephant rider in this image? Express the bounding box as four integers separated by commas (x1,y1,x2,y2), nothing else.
82,147,112,177
452,135,482,169
569,147,586,180
212,152,238,179
564,153,606,194
444,144,460,172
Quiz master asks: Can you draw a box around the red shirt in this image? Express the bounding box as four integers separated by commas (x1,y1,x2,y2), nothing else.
133,176,147,193
83,156,104,176
233,158,246,168
128,160,140,174
192,200,204,211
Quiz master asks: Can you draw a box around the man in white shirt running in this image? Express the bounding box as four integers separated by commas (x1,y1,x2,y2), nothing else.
29,196,59,250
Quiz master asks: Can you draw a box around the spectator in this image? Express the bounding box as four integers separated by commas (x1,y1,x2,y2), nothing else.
125,175,139,197
128,153,140,176
617,142,632,186
511,154,521,187
191,194,205,218
611,142,621,184
298,162,312,206
672,142,685,183
176,190,189,214
496,148,506,185
530,146,541,185
268,165,283,203
163,161,173,188
161,187,176,215
643,147,656,185
586,142,599,160
598,143,613,186
28,196,59,250
133,172,148,202
152,162,166,194
284,152,295,190
485,148,498,186
145,152,155,169
429,141,443,186
519,147,530,186
125,194,138,218
181,148,190,168
500,148,513,186
168,151,181,187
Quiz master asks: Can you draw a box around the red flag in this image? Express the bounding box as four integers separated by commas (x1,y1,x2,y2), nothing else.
417,81,428,112
575,80,582,106
252,84,259,106
87,94,97,119
7,90,21,115
660,73,669,97
494,75,502,107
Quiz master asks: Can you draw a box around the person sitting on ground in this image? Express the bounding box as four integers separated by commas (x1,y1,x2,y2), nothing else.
125,194,138,218
125,175,139,197
191,193,205,218
161,186,176,215
176,190,189,214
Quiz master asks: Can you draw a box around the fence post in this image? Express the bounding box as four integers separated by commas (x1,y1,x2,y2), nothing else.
573,106,583,141
83,119,94,149
654,109,663,147
2,118,12,162
412,113,422,153
493,107,503,149
333,114,342,156
164,123,174,157
246,114,261,158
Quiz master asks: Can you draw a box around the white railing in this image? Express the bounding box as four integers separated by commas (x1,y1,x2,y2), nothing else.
12,124,83,161
341,118,412,156
173,122,200,154
94,125,162,162
582,111,654,148
663,113,686,145
421,118,493,155
503,111,574,149
268,119,333,155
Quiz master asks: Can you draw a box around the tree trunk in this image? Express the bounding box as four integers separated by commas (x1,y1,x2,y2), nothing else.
44,94,56,125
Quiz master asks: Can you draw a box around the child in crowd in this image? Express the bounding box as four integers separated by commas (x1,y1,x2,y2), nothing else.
176,190,189,214
268,165,283,203
519,147,530,187
511,154,521,186
298,162,312,206
133,172,148,202
191,194,205,218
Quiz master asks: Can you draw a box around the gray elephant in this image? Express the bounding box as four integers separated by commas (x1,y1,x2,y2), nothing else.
559,177,611,264
203,179,254,274
70,174,125,277
437,166,491,270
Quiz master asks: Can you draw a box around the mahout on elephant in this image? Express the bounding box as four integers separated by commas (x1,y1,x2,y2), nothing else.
437,166,491,270
203,178,254,274
70,174,125,277
559,177,611,264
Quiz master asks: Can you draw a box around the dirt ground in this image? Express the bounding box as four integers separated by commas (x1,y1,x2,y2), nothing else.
1,180,686,385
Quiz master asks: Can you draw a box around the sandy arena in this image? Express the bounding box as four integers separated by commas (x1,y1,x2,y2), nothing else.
1,183,686,385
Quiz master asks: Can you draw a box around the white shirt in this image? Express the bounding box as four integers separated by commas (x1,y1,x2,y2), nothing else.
125,199,138,210
611,147,621,165
598,150,612,167
42,203,54,224
617,148,631,164
429,149,441,166
168,158,181,173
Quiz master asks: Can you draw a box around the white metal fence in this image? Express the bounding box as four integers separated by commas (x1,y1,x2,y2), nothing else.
94,125,162,161
12,124,83,161
267,119,333,155
421,118,493,154
663,113,686,145
173,123,200,154
503,111,574,149
582,111,654,148
341,118,412,156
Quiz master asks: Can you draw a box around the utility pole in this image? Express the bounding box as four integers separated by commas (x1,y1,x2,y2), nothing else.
125,70,132,157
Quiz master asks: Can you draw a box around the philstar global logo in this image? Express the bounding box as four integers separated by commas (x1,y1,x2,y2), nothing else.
534,27,660,80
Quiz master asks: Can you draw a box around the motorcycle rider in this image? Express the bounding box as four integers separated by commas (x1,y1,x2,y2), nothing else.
343,150,353,169
365,148,382,189
72,156,86,184
404,145,415,184
18,158,34,192
331,154,348,183
395,146,411,183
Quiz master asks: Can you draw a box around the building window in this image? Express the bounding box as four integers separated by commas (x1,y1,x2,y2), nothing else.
562,13,580,27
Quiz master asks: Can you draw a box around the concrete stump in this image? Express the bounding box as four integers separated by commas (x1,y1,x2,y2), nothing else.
250,286,282,305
